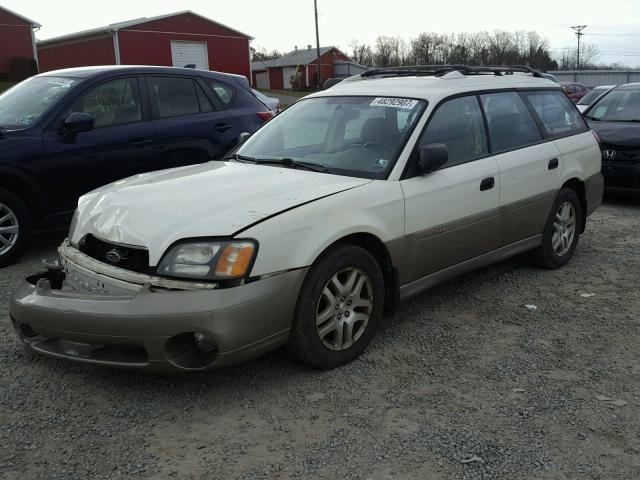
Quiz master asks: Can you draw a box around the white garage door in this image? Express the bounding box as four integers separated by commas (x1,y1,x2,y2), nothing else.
170,41,209,70
282,67,298,89
255,71,270,89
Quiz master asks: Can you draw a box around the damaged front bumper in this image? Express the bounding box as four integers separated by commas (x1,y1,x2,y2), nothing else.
9,241,307,372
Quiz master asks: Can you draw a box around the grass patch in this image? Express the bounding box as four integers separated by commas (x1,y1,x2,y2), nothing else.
0,81,16,93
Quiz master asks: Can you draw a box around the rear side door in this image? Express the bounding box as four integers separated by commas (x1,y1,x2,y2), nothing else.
520,89,595,191
41,76,155,214
399,95,501,285
146,75,237,168
479,91,560,246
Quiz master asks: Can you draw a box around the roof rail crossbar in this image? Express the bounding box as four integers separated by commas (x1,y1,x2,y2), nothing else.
361,64,545,79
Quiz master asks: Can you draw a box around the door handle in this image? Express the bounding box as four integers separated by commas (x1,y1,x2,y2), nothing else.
480,177,495,191
130,138,152,147
548,158,559,170
214,122,231,133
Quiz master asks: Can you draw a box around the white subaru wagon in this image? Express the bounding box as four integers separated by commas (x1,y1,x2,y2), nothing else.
10,66,604,372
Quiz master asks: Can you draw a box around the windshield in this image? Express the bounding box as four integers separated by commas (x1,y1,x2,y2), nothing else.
587,87,640,121
235,96,426,178
577,88,608,106
0,76,78,128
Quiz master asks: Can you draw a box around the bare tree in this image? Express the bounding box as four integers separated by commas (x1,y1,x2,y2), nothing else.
556,44,599,69
252,47,282,61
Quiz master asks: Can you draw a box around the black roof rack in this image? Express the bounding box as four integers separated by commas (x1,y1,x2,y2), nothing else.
360,64,545,79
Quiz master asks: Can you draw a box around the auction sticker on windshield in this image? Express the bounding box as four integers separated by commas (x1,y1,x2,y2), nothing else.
370,97,419,109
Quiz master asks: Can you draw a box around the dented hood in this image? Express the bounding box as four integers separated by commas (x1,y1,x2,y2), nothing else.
71,161,370,264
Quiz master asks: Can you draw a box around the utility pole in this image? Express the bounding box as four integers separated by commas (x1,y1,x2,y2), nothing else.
314,0,322,89
571,25,587,70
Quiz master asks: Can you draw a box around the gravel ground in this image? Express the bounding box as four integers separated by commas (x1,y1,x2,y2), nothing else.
1,199,639,480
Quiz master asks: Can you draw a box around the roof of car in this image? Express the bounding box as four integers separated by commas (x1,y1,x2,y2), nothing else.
306,72,560,102
38,65,245,82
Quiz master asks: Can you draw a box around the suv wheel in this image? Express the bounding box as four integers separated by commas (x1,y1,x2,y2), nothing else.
287,244,384,369
533,187,582,269
0,188,33,267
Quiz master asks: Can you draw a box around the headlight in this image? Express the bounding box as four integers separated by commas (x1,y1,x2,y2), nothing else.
157,240,257,280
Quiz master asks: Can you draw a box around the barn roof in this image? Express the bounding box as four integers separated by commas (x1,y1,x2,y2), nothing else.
37,10,251,46
251,46,349,71
0,5,41,28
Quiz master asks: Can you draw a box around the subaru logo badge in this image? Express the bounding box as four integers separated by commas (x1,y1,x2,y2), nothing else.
106,248,123,263
603,149,616,160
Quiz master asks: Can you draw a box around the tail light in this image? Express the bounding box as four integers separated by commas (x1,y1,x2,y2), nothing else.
591,130,601,144
256,111,275,122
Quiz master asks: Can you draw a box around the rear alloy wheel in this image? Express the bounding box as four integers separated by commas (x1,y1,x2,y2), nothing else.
551,201,577,257
288,244,384,369
0,188,33,268
533,187,582,269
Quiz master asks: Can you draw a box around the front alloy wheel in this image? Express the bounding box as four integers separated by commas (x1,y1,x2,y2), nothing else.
288,244,384,369
0,202,19,256
316,267,373,351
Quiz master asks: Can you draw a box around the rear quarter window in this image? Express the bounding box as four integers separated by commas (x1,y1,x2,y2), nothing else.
520,90,587,138
205,79,235,107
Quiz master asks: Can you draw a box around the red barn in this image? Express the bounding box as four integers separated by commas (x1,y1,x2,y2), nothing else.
251,46,352,90
37,11,252,79
0,5,40,80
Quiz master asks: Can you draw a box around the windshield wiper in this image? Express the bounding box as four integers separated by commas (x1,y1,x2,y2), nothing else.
223,153,259,163
256,158,329,173
583,115,600,121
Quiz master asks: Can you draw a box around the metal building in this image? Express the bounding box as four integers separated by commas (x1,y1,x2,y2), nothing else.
552,70,640,87
0,5,40,80
37,11,252,79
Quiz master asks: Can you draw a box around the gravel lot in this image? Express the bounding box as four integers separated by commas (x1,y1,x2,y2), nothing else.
1,199,639,480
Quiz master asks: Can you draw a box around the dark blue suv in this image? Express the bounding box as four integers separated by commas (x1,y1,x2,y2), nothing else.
0,66,274,266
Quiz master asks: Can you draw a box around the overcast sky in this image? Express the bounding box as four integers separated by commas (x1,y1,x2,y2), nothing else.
5,0,640,67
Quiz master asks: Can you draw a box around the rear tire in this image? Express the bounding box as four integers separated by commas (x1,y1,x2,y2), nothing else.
533,187,582,269
287,244,385,369
0,188,33,268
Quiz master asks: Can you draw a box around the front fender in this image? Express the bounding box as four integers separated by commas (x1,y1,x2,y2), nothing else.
242,180,405,277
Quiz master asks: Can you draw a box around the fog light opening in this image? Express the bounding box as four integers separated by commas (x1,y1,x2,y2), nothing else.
193,332,217,353
165,332,219,370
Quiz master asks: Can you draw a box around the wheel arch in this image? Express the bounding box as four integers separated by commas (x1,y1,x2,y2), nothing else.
0,167,44,225
316,232,399,316
561,177,586,233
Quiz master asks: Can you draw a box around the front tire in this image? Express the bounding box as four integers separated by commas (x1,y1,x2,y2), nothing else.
287,244,385,369
533,187,582,269
0,188,33,268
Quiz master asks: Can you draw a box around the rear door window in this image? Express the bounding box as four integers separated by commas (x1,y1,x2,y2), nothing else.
148,77,214,118
520,90,587,137
480,92,542,153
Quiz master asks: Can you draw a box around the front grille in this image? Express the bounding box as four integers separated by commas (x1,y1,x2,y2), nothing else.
601,144,640,164
78,234,151,274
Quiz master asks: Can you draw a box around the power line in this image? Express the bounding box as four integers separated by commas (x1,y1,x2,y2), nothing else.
571,25,587,70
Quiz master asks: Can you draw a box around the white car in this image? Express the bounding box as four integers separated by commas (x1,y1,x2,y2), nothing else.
577,85,616,113
11,66,604,372
251,89,280,113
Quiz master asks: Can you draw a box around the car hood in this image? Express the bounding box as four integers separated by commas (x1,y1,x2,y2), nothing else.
588,121,640,147
71,161,371,264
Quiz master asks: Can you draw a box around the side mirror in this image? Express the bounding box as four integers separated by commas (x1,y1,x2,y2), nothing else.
64,112,95,133
61,112,95,143
237,132,252,145
418,143,448,174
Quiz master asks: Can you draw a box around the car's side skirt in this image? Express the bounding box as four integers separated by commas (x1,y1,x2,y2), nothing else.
398,235,542,301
